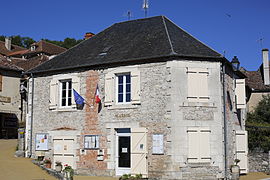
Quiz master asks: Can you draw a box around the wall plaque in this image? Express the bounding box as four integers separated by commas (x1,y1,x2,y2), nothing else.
0,96,11,103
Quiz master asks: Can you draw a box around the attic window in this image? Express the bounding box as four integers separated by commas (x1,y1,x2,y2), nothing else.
99,52,107,56
30,45,36,51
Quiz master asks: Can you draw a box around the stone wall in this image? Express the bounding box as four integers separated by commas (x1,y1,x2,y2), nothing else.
249,151,270,173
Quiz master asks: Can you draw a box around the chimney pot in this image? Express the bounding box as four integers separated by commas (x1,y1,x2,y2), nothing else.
5,37,11,51
84,32,95,40
262,49,270,85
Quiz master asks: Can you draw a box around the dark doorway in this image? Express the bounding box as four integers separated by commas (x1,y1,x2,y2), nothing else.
0,113,18,139
118,136,130,168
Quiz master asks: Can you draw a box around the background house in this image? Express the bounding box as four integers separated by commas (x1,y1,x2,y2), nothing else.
0,55,22,138
242,49,270,112
25,16,247,179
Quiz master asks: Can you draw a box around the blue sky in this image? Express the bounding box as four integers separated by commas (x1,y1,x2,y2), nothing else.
1,0,269,70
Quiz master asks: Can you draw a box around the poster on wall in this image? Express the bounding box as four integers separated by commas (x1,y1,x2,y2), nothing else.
36,133,49,151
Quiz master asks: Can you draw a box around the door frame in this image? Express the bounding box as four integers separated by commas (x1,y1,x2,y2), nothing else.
115,129,131,176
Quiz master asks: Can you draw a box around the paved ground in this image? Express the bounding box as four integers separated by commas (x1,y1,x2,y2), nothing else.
240,172,270,180
1,139,269,180
0,139,56,180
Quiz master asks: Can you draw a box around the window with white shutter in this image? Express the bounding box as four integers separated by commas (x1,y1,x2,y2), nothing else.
49,79,58,110
235,79,246,109
104,68,140,107
187,127,211,163
104,73,114,106
187,68,209,102
152,134,164,154
49,73,80,110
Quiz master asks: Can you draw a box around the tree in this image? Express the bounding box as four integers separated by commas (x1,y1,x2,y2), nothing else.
246,95,270,152
0,35,82,49
22,37,36,48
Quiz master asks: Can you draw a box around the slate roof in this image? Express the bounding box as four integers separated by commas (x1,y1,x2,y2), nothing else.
29,16,223,74
0,41,26,56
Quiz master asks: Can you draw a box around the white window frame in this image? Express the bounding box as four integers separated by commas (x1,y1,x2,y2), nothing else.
84,135,99,149
152,134,164,155
59,79,72,107
116,73,131,104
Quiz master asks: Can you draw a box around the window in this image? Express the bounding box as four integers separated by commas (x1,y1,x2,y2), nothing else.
49,74,80,110
187,127,211,163
187,68,209,102
104,68,140,106
84,135,99,149
116,74,131,103
152,134,164,154
60,79,72,107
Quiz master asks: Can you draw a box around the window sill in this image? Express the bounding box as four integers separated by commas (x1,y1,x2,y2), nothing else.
182,101,216,107
108,104,139,110
50,106,77,112
187,162,211,167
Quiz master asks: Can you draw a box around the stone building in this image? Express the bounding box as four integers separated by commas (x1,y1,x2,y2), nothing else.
0,55,22,138
25,16,248,179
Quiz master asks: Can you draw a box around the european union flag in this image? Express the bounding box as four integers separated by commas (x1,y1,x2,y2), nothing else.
73,89,85,105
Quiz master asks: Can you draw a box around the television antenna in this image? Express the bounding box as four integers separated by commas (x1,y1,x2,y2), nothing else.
142,0,149,18
257,38,264,49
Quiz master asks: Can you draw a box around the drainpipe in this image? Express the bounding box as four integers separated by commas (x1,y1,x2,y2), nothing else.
222,63,228,179
29,73,34,157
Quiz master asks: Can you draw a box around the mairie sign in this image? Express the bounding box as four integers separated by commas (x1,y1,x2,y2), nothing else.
0,96,11,103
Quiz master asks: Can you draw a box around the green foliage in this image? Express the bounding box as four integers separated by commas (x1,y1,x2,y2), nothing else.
119,174,143,180
0,35,82,49
247,95,270,152
43,37,83,49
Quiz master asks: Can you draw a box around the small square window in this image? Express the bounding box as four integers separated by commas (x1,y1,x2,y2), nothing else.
84,135,99,149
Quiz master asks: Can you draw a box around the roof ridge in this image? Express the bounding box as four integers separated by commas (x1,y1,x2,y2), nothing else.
38,40,67,50
162,16,176,55
163,17,223,57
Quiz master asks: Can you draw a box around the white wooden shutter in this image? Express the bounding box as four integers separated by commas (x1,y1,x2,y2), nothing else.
49,79,58,110
131,70,140,104
104,73,114,106
152,134,164,154
71,75,80,107
187,68,197,100
198,70,209,100
235,130,248,174
187,68,209,101
235,79,246,109
188,127,211,163
131,128,148,178
53,137,75,169
199,128,211,163
187,128,200,163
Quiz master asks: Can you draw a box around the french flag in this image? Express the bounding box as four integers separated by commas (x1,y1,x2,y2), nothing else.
95,85,101,103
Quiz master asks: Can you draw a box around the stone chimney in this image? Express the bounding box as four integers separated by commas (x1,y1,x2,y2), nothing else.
84,32,95,40
262,49,270,85
5,37,11,51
